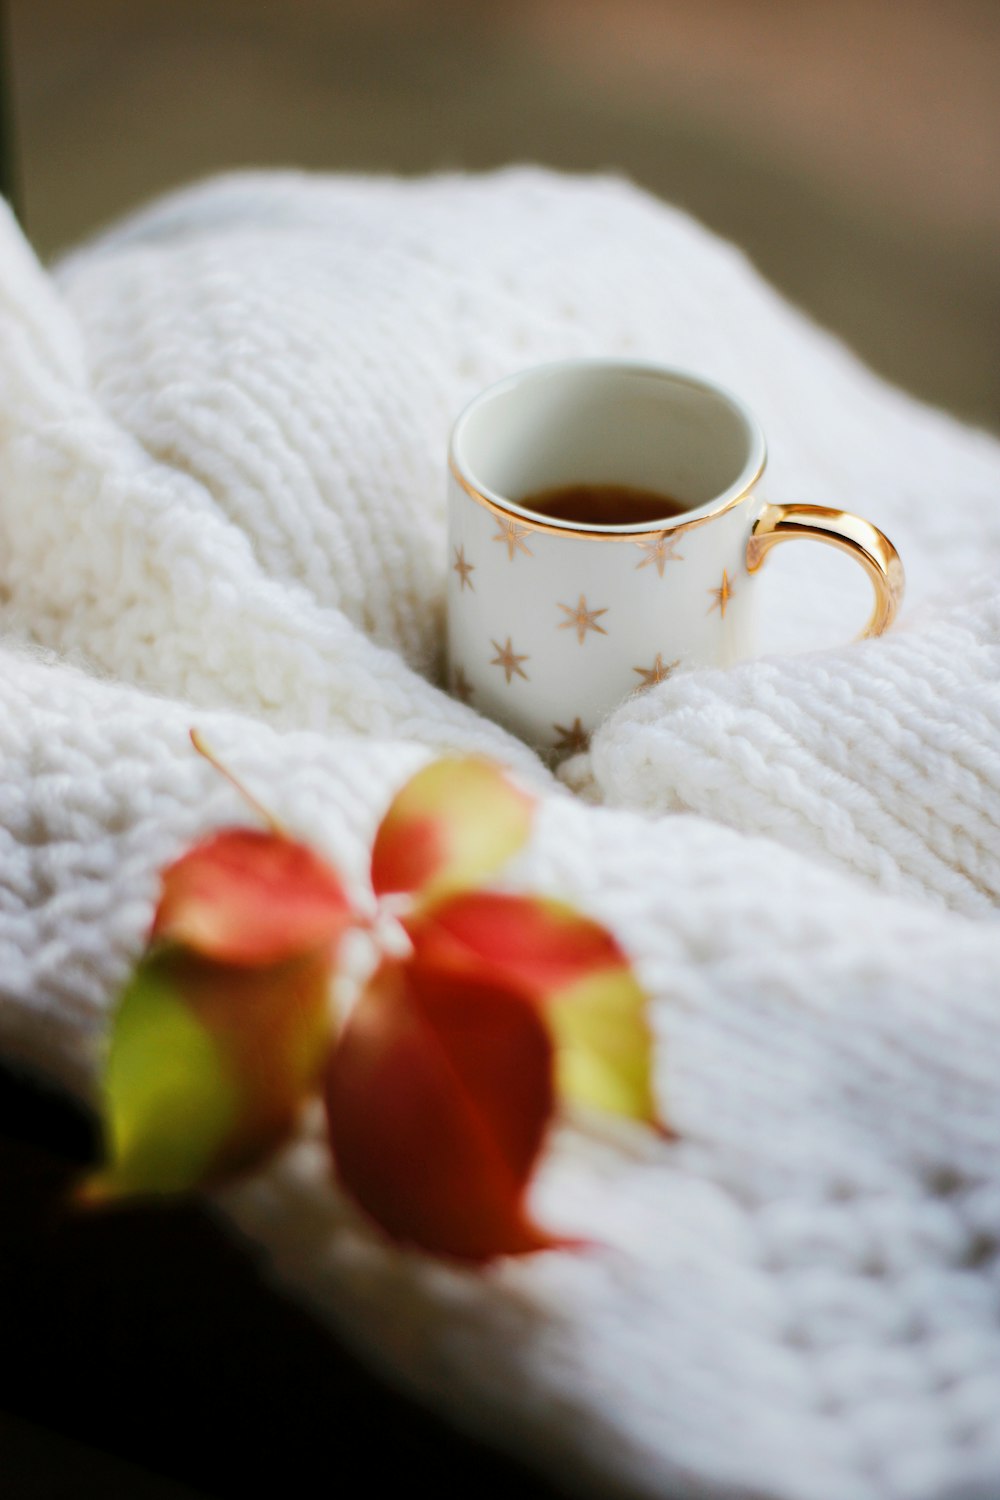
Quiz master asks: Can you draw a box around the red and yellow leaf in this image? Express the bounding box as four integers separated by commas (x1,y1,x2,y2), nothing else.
153,828,352,966
325,956,567,1261
370,758,533,905
409,892,663,1129
80,945,333,1203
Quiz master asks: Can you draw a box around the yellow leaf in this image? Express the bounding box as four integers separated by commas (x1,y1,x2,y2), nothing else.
371,757,533,904
548,966,662,1127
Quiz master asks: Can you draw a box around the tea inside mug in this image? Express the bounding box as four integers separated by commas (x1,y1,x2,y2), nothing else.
519,482,688,527
451,363,761,533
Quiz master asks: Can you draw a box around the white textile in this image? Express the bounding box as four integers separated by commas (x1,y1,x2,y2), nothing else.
1,169,999,1500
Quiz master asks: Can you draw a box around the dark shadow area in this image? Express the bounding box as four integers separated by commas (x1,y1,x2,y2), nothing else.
0,1062,565,1500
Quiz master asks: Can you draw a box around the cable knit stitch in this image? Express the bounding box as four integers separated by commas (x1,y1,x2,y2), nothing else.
1,169,999,1500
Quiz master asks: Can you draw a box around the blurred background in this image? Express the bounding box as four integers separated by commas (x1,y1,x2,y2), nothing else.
3,0,999,429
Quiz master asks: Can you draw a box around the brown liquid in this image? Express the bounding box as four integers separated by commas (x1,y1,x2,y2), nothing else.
518,482,687,527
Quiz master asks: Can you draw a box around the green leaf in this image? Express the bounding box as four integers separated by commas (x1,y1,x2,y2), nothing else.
82,955,239,1201
81,941,336,1204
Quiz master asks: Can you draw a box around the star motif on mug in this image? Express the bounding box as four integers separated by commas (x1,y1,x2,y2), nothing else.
451,664,474,703
707,568,735,617
634,530,684,577
493,518,533,561
557,594,609,645
452,545,475,591
632,653,679,689
490,636,530,683
552,717,590,755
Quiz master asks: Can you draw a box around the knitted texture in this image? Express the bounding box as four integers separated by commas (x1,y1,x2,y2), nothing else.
1,169,999,1500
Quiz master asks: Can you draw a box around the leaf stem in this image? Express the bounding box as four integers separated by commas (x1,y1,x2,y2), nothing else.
189,728,286,835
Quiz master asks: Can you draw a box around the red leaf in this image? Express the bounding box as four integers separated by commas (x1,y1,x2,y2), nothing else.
325,957,566,1261
410,892,665,1129
408,890,625,992
169,948,335,1169
153,828,352,966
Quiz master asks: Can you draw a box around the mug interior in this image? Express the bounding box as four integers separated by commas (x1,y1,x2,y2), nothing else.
450,361,765,533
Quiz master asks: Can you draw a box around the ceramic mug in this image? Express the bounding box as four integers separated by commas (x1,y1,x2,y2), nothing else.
446,359,904,754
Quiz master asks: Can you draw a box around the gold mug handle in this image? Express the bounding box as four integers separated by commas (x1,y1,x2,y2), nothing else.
746,502,905,638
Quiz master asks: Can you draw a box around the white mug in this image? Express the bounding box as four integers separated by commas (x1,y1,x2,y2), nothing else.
446,360,903,755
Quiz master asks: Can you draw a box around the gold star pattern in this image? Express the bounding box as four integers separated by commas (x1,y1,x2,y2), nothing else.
493,518,533,561
634,531,684,577
452,545,475,591
707,568,735,617
632,653,679,690
557,593,609,645
552,718,590,755
490,636,530,684
451,664,474,703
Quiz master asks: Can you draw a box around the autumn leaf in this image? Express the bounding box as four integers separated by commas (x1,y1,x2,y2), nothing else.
153,827,352,966
80,944,334,1203
408,892,664,1130
81,741,667,1241
370,757,533,906
325,955,570,1261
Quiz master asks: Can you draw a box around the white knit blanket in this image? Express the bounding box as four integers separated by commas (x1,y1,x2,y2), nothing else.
2,169,999,1500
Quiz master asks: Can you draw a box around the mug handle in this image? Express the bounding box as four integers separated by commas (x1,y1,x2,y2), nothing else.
746,502,905,637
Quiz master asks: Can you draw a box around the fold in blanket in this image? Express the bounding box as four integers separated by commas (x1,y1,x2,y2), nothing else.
2,170,999,1500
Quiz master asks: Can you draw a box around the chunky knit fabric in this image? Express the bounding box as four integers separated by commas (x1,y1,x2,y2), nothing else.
2,169,999,1500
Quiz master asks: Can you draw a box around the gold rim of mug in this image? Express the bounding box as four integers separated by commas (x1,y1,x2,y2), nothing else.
447,452,767,539
447,360,768,538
